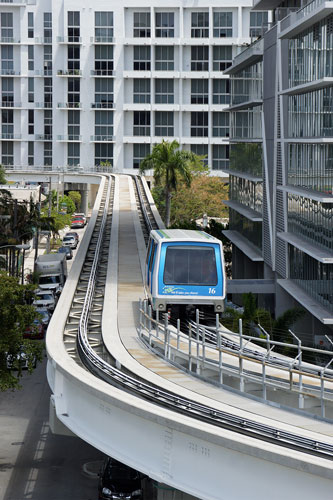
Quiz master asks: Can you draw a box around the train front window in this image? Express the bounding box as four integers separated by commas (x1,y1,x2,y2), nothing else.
163,246,217,285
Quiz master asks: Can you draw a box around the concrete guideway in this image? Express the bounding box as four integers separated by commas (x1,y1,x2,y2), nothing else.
47,174,333,500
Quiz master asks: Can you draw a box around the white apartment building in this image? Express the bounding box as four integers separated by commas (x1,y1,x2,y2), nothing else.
0,0,269,173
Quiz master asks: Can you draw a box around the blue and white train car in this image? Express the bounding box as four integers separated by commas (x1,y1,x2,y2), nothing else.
145,229,226,317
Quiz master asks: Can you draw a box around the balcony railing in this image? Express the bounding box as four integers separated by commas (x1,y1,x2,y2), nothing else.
0,69,20,76
91,101,114,109
90,135,114,142
57,135,82,141
90,36,114,43
0,101,21,107
57,102,82,109
90,69,114,76
0,133,21,139
56,36,82,44
35,102,53,108
0,37,20,43
34,69,53,76
34,37,52,44
57,69,82,76
35,134,52,141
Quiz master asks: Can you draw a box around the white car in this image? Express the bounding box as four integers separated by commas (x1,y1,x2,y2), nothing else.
62,234,77,249
32,289,56,312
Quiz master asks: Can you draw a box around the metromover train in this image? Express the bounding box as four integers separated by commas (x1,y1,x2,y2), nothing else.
145,229,226,319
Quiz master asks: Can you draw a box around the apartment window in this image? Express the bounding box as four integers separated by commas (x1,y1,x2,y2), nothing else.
155,12,174,38
155,79,174,103
28,77,34,102
155,111,174,137
95,12,113,42
213,145,229,170
28,45,34,71
2,78,13,105
95,111,113,139
44,13,52,42
213,112,229,137
133,111,150,136
1,13,13,41
2,109,13,138
68,143,80,166
191,112,208,137
133,46,151,71
213,79,230,104
250,12,268,38
95,79,113,108
213,46,232,71
1,46,13,73
44,77,52,107
133,79,150,103
133,143,150,169
155,46,174,71
191,144,208,165
95,45,113,75
213,12,232,38
44,46,52,75
133,12,151,38
191,79,208,104
28,141,34,166
2,141,13,165
68,11,80,42
191,46,208,71
68,45,80,73
68,78,80,105
28,109,34,134
28,12,34,39
68,110,80,140
95,143,113,166
44,110,52,138
44,142,52,166
191,12,209,38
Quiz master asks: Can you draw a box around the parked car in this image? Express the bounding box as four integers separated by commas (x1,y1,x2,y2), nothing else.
73,212,87,225
32,289,56,312
62,234,77,249
98,457,143,500
35,306,51,328
23,318,45,339
65,231,79,243
71,217,85,229
7,348,37,370
57,246,73,260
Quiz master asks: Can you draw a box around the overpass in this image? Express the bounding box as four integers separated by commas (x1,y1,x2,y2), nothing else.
8,171,333,500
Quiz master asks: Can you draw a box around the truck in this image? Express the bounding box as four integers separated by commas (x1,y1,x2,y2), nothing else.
35,253,68,295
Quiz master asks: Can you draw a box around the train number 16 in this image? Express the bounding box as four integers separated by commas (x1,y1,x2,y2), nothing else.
209,288,216,295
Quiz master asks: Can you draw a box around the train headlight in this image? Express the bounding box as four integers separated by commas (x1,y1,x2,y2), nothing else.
216,305,221,311
159,304,164,309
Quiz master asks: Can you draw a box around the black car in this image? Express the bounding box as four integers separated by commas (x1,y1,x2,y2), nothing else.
57,246,73,260
98,457,142,500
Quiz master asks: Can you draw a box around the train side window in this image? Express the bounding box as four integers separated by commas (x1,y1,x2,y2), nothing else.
146,237,153,267
149,243,156,274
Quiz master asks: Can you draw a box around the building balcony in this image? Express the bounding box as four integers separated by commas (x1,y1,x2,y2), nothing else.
0,37,20,44
91,101,114,109
90,70,114,77
57,69,82,77
279,0,333,39
223,200,262,222
34,69,53,77
0,133,21,140
277,184,333,203
35,102,53,109
222,229,263,262
280,77,333,96
0,0,26,4
0,101,21,108
277,232,333,264
56,36,82,44
35,134,52,141
90,135,114,142
90,36,114,44
34,37,52,45
57,135,82,142
225,38,263,75
222,168,262,182
57,102,82,109
228,99,263,112
0,69,20,76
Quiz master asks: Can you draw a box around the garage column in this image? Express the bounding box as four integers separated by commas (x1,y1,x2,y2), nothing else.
80,188,89,215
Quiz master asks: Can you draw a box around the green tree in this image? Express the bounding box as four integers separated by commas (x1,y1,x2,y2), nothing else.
140,140,203,227
0,164,7,185
0,273,43,391
58,194,75,215
68,191,81,211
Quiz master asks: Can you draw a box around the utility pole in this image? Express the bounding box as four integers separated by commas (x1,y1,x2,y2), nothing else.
47,176,52,253
33,184,42,272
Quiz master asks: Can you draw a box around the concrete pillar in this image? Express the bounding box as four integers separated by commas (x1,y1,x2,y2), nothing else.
80,188,89,215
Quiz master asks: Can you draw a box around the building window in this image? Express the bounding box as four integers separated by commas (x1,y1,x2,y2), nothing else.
155,111,174,136
68,110,80,140
213,12,233,38
94,45,113,76
155,46,174,71
133,12,151,38
68,142,80,166
191,12,209,38
213,144,229,170
28,109,34,135
95,143,113,166
44,142,52,166
95,11,113,42
1,13,13,42
155,79,174,103
191,46,208,71
28,12,34,39
250,11,268,38
2,109,13,138
213,112,229,137
68,78,80,105
28,141,34,166
212,79,230,104
191,144,208,165
213,46,232,71
133,79,150,103
94,79,113,108
191,79,208,104
28,77,34,103
68,11,80,42
155,12,174,38
133,46,151,71
44,45,52,75
44,110,52,138
44,77,52,107
133,111,150,136
95,110,113,140
68,45,80,73
133,143,150,169
28,45,34,71
2,78,13,105
1,46,13,74
2,141,13,166
191,112,208,137
44,12,52,42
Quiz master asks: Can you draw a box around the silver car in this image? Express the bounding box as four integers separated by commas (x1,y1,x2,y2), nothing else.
32,289,56,312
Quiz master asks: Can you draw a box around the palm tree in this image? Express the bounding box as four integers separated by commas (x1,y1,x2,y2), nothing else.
140,140,202,227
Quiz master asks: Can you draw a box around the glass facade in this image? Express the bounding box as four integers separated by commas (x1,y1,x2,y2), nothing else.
230,62,262,105
230,106,262,140
289,247,333,314
229,208,262,250
230,175,263,214
289,88,333,138
288,143,333,194
229,143,262,176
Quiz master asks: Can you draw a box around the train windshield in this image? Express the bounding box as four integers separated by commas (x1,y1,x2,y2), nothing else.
163,245,217,285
